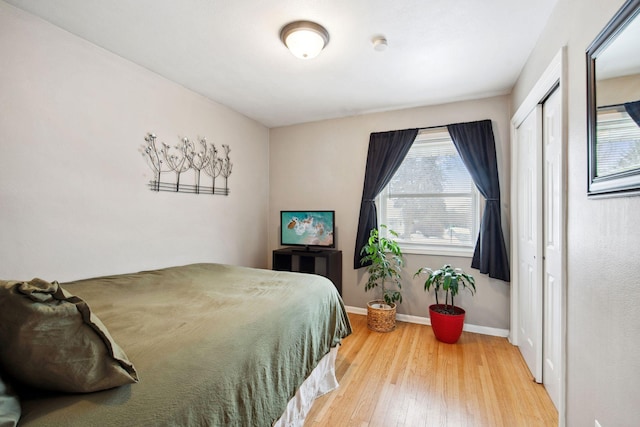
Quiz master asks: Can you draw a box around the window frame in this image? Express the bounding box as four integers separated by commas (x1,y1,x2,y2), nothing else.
377,128,482,257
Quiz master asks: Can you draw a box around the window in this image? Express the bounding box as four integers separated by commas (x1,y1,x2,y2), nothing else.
378,128,480,256
596,107,640,178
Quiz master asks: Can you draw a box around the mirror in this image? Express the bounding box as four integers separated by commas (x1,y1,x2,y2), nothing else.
587,0,640,197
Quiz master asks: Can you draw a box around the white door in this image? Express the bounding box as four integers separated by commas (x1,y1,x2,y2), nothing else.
542,88,563,410
512,49,566,421
515,105,543,383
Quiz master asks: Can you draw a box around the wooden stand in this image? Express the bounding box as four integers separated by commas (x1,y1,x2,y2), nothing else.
272,247,342,295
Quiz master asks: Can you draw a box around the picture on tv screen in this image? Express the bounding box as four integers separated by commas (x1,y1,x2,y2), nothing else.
280,211,335,248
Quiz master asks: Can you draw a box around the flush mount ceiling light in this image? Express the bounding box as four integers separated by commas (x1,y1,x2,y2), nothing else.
280,20,329,59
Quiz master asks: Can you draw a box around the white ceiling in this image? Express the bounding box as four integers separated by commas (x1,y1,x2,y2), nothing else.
5,0,559,128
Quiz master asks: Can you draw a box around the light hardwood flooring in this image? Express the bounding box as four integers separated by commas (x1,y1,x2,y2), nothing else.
305,313,558,427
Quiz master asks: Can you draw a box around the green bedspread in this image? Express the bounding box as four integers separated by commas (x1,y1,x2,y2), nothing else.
16,263,352,426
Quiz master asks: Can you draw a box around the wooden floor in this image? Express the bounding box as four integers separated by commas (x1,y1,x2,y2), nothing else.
305,314,558,427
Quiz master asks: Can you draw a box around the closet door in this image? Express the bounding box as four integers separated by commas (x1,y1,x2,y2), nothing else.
542,87,563,410
515,105,543,383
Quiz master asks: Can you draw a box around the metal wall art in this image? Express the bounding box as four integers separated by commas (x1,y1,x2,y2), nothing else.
142,133,232,195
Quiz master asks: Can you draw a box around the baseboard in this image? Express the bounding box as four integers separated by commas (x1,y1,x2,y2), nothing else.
345,305,509,338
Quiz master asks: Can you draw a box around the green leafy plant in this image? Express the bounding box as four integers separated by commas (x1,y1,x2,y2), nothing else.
360,225,404,306
414,264,476,314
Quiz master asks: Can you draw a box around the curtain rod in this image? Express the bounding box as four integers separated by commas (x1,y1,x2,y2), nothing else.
372,119,493,135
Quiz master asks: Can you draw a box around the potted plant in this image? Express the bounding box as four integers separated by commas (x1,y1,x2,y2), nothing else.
414,264,476,343
360,225,404,332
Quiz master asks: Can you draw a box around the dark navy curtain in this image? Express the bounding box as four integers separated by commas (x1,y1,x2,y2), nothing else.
624,100,640,127
353,129,419,269
447,120,510,282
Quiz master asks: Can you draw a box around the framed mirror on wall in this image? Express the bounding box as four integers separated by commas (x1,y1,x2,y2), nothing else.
587,0,640,197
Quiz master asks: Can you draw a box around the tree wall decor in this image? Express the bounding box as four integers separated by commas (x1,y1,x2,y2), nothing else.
142,132,232,195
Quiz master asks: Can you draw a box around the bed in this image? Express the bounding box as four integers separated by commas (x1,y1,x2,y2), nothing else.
0,263,352,426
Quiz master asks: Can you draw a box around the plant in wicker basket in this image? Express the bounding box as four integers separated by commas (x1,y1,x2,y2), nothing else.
360,225,404,332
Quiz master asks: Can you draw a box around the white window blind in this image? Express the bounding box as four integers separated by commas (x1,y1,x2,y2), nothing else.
596,108,640,178
378,128,480,255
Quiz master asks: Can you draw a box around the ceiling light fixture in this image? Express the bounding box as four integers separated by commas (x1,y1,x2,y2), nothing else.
280,20,329,60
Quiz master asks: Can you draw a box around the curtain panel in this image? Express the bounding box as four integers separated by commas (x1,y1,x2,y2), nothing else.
624,100,640,127
353,129,419,269
447,120,510,282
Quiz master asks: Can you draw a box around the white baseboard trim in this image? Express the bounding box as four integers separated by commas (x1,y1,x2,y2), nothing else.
345,305,509,338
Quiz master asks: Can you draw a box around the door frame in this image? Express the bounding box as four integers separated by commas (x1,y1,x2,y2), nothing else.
510,47,567,427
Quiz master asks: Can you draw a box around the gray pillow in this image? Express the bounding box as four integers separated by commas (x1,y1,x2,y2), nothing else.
0,278,138,393
0,374,20,427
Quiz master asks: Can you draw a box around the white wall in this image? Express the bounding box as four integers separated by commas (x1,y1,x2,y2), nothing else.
0,3,270,282
597,74,640,106
269,96,512,330
512,0,640,425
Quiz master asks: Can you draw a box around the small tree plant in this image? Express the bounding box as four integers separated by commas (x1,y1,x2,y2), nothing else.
360,225,404,306
414,264,476,314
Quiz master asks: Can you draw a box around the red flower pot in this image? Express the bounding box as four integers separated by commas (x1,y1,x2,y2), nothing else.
429,304,466,344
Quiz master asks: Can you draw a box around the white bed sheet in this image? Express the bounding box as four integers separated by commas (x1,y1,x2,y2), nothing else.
273,345,339,427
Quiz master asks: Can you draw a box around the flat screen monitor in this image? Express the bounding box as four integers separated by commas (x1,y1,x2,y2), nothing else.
280,210,335,249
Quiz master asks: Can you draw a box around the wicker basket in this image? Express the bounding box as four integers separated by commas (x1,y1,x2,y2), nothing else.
367,300,396,332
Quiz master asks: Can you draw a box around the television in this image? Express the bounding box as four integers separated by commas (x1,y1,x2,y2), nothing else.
280,210,335,250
